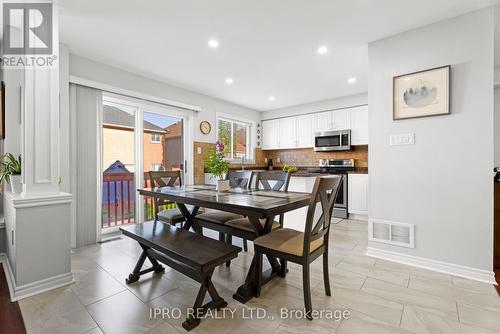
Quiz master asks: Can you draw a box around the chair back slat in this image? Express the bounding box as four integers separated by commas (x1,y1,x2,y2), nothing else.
227,170,253,189
255,171,291,192
149,171,182,188
303,176,343,253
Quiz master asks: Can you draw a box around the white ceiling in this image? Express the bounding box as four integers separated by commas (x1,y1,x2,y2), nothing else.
59,0,498,111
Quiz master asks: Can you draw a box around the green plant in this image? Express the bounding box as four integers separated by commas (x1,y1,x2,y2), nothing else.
0,153,21,184
282,164,298,173
205,140,229,180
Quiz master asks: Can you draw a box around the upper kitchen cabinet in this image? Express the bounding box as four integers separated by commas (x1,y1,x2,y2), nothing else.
350,105,369,145
313,109,351,133
262,119,280,149
296,114,313,148
313,111,332,132
278,117,297,149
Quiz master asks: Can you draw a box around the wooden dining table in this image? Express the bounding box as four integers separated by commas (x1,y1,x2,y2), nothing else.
138,184,311,303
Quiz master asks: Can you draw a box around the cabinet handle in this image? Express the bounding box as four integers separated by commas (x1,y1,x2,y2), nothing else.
12,230,14,245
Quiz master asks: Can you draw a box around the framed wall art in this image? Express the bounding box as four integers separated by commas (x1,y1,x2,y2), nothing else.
393,65,450,120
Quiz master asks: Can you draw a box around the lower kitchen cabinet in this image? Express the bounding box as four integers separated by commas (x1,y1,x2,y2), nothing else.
348,173,369,218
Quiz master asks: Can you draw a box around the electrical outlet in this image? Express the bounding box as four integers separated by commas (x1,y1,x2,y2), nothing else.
390,133,415,146
197,147,202,154
277,158,281,164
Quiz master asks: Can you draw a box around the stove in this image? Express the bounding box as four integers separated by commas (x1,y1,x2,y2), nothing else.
318,159,353,219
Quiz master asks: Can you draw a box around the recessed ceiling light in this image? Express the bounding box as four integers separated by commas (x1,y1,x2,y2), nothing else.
268,96,275,101
347,77,357,84
225,78,233,85
317,46,328,55
208,39,219,48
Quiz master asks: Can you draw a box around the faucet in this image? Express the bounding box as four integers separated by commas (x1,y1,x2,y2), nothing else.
241,154,246,170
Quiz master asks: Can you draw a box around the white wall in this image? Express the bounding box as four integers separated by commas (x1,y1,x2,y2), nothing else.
369,8,494,272
261,93,367,120
68,55,260,143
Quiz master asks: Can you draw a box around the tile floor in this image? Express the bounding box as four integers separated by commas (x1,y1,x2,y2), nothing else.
19,219,500,334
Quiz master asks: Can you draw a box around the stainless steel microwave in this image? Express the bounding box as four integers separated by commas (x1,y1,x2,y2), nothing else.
314,130,351,151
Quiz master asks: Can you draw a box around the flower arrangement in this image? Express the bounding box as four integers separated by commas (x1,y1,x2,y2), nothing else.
205,140,229,180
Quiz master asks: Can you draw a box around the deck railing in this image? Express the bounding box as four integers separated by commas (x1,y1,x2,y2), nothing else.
101,171,177,229
102,172,135,228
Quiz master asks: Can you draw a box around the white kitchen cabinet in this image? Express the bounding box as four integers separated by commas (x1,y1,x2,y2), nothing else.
296,114,314,148
284,176,317,231
350,105,369,145
262,119,280,149
348,173,369,218
279,117,297,149
313,109,351,133
332,109,351,130
313,111,332,133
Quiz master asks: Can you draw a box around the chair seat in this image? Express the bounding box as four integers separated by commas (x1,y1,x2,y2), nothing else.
195,210,243,225
253,228,324,257
157,207,185,224
225,218,280,233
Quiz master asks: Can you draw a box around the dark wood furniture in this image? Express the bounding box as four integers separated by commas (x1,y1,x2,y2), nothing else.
195,170,254,253
149,171,185,226
253,175,342,320
137,184,311,303
224,171,291,265
120,221,240,331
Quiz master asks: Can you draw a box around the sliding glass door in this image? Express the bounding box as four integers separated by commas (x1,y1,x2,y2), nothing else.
100,95,191,235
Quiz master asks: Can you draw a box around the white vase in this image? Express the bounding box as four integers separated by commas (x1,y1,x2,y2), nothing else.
9,174,22,194
216,179,230,192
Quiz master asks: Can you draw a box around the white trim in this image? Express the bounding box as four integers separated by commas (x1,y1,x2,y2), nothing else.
69,75,201,112
348,213,368,221
0,255,74,301
366,247,497,285
4,191,72,209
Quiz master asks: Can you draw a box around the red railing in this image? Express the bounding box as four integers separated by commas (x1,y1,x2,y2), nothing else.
102,172,135,228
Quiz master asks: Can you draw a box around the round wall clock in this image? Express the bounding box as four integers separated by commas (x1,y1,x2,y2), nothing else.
200,121,211,135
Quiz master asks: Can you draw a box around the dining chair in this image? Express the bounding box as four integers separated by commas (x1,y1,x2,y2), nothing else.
195,170,254,255
149,171,185,226
224,170,291,246
253,175,342,320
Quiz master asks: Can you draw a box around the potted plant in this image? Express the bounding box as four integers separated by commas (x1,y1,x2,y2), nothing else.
205,140,230,191
0,153,22,194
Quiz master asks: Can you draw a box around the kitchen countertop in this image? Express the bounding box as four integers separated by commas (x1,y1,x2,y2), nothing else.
205,166,368,176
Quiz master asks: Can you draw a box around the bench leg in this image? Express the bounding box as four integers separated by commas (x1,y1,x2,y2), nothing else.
182,270,227,331
125,244,165,284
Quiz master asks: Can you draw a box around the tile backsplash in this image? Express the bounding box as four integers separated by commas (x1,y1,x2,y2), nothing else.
264,145,368,167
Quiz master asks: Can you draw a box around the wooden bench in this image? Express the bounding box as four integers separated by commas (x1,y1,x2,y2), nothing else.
120,221,241,330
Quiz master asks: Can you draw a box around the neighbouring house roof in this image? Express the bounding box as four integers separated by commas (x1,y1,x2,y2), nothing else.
103,160,131,173
164,122,182,138
103,105,166,133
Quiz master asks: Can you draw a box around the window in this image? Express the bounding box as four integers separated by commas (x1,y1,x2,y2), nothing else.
150,133,161,143
217,116,253,161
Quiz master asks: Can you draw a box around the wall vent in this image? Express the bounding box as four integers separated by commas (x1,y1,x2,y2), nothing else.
368,219,414,248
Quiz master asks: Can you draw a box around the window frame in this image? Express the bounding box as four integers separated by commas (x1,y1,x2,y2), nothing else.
216,114,254,163
150,133,162,143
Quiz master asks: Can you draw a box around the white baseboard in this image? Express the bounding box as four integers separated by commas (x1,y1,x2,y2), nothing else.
348,213,368,221
0,254,74,301
366,247,497,285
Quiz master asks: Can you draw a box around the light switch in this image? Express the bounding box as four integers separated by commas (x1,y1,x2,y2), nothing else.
197,147,202,154
390,133,415,146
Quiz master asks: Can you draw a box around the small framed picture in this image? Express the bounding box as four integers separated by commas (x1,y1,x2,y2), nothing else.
0,82,4,139
393,65,450,120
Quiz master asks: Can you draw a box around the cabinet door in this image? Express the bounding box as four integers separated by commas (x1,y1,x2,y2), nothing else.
262,119,280,149
348,174,369,216
279,117,297,149
332,109,351,130
296,114,313,148
350,105,369,145
313,111,333,133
